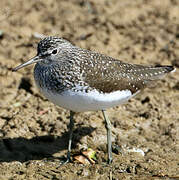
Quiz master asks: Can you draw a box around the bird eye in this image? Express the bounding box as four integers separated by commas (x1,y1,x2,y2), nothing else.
52,49,57,54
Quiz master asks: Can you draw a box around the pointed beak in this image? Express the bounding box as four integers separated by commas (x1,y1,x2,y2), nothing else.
12,55,42,72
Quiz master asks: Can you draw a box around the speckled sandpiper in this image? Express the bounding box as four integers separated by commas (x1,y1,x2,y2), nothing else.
12,36,175,164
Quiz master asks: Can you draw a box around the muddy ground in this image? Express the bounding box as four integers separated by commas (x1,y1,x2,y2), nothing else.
0,0,179,179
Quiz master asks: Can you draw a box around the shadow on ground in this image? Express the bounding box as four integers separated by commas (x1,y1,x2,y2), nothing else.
0,126,95,162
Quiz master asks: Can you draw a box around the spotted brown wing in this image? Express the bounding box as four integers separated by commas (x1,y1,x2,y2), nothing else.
79,50,174,94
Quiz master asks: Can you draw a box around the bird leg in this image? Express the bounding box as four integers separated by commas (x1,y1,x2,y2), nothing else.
102,110,113,164
66,110,75,162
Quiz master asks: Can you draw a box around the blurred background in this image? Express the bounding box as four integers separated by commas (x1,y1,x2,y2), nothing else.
0,0,178,179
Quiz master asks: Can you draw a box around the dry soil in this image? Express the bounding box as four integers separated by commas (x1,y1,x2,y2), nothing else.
0,0,179,179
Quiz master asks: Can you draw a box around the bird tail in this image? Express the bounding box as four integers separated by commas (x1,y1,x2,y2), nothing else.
145,65,175,80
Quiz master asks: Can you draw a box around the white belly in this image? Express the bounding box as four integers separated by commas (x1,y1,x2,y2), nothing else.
39,87,135,112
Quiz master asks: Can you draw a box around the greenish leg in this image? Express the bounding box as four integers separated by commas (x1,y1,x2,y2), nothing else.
66,111,75,162
102,110,113,164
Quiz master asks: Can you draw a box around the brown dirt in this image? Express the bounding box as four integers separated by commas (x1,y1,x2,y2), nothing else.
0,0,179,179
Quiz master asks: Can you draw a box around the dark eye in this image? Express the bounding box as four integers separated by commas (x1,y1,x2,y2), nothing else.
52,49,57,54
